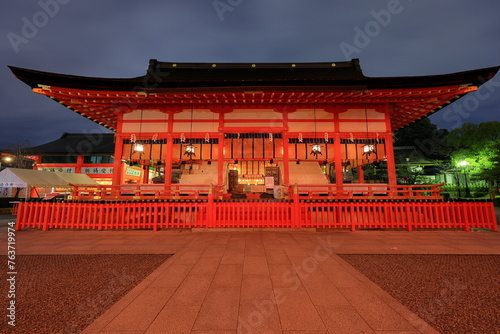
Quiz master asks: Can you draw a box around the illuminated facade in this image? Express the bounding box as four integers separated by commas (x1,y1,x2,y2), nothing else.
9,59,499,197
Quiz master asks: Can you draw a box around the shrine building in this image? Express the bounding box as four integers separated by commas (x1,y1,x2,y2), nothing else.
8,59,499,231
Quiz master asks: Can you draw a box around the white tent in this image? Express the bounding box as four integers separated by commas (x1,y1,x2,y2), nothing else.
54,171,98,186
0,168,97,198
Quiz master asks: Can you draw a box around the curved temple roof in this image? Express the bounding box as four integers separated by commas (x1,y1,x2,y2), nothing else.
8,59,499,131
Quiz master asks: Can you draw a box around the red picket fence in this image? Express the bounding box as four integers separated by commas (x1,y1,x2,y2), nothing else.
298,200,497,231
14,197,498,232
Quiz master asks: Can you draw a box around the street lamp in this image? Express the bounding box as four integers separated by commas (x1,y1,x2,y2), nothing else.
458,160,471,197
0,156,13,170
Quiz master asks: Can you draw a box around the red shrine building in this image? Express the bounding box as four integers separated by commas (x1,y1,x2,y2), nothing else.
8,59,499,231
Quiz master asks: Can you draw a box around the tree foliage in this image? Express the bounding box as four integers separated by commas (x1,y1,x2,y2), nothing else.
476,142,500,183
4,140,35,169
395,118,449,159
447,121,500,178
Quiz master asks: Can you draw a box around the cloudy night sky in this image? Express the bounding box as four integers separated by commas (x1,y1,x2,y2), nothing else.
0,0,499,148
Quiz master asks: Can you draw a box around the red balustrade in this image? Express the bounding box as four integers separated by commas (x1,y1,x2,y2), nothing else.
69,183,443,201
14,197,497,232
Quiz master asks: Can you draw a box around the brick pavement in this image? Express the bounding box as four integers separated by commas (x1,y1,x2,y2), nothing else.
1,217,499,333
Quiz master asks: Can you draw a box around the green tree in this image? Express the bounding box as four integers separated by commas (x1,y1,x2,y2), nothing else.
447,121,500,197
4,140,35,169
476,142,500,197
395,118,449,159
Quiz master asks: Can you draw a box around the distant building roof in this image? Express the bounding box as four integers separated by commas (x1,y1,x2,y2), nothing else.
29,133,114,155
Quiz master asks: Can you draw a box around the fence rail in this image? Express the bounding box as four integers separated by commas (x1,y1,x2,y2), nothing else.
69,183,444,201
14,197,497,232
295,183,444,200
70,184,212,200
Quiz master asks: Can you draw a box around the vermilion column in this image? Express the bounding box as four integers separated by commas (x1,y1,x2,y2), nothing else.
357,166,365,183
217,110,225,187
217,132,225,186
163,133,174,189
282,132,290,184
334,133,343,189
75,156,84,173
384,104,397,187
112,135,124,185
385,133,397,186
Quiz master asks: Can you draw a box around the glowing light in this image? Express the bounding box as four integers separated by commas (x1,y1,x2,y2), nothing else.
363,144,376,157
184,144,196,158
134,143,144,152
310,144,322,158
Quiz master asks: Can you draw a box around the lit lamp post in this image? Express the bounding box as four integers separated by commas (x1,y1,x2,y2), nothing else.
458,160,471,197
0,156,13,170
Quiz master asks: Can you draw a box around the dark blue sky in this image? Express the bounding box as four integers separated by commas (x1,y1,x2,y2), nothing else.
1,0,499,148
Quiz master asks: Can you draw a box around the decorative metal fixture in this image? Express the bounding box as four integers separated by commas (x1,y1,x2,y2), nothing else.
362,103,376,158
310,144,322,157
137,106,145,153
310,103,322,158
130,134,144,153
184,104,196,158
183,144,196,158
363,144,376,157
135,143,145,153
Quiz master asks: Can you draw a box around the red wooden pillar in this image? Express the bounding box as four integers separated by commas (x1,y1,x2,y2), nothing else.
217,132,225,187
112,135,124,185
357,166,364,183
384,104,397,188
292,184,300,227
384,132,397,187
75,155,84,173
207,184,215,228
112,111,126,186
163,133,174,191
334,133,343,190
282,132,290,184
142,165,149,184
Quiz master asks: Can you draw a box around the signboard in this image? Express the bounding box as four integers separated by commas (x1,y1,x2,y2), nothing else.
0,187,11,197
82,167,114,174
125,168,141,177
0,182,25,188
40,167,75,173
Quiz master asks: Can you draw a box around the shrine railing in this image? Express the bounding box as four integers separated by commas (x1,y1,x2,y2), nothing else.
68,183,444,200
14,197,497,232
69,184,212,200
14,182,497,232
294,183,444,200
